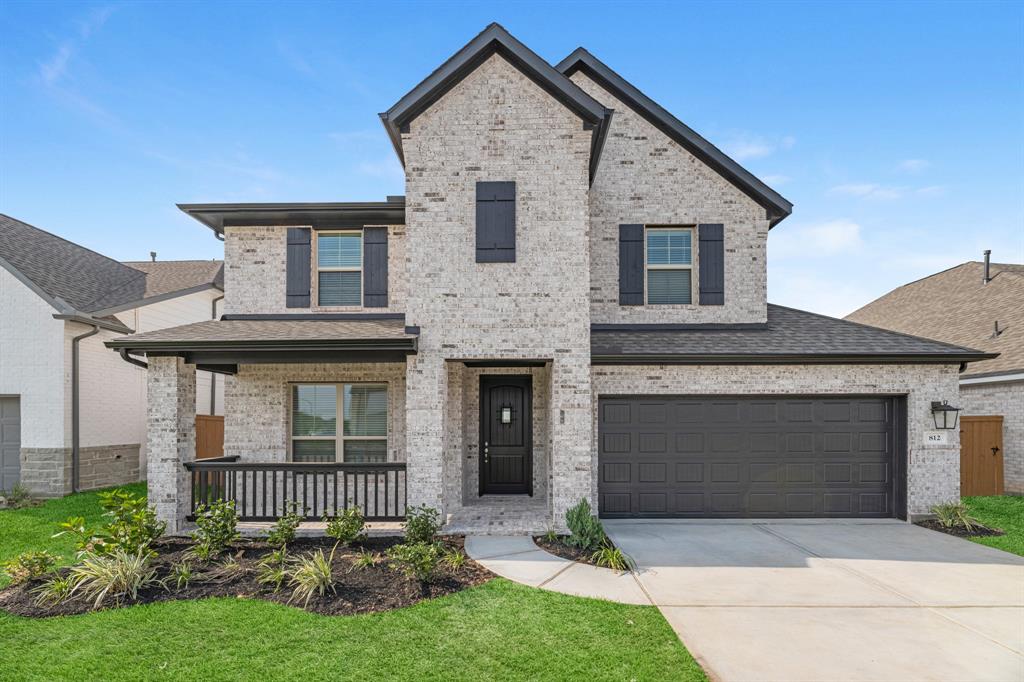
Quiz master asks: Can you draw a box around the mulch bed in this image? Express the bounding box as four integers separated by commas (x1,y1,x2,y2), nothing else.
915,520,1005,539
0,536,492,618
533,535,611,567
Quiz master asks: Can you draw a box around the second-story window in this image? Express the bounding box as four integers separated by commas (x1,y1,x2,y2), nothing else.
645,227,693,304
317,231,362,306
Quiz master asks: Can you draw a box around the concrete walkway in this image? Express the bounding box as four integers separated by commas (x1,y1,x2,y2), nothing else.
464,535,651,604
605,519,1024,682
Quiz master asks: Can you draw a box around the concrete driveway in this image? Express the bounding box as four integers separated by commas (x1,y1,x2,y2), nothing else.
604,520,1024,682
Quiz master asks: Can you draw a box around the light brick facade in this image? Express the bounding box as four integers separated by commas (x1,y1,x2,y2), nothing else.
960,381,1024,494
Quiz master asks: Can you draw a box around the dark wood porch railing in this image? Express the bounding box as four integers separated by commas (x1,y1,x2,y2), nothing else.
183,459,407,521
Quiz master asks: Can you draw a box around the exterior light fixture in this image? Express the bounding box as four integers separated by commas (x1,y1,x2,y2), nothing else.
930,401,961,430
501,406,513,424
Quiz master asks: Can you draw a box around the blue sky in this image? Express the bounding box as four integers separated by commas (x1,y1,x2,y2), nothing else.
1,1,1021,317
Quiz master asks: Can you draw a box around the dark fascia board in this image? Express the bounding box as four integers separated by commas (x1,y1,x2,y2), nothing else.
178,202,406,235
590,352,998,365
380,23,611,184
89,282,222,318
960,367,1024,380
556,47,794,227
221,313,405,321
55,313,133,334
592,322,769,332
105,337,417,354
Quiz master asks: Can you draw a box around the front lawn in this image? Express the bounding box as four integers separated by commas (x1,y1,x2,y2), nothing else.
0,486,704,681
964,495,1024,557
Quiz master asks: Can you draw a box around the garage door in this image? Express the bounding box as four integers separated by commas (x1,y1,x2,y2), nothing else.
598,396,901,518
0,397,20,492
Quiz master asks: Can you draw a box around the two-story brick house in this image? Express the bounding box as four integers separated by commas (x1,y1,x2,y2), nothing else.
108,24,992,533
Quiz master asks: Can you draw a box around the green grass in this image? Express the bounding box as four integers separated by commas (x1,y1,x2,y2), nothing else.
0,486,703,681
0,482,146,587
964,495,1024,557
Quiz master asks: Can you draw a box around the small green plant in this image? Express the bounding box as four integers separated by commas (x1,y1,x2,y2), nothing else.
31,573,77,607
190,499,240,559
932,502,981,531
2,551,59,585
404,505,441,544
263,503,303,547
287,548,336,606
388,542,441,583
218,554,244,576
256,548,288,592
167,561,193,591
324,507,366,546
442,547,468,570
565,498,606,550
68,549,159,609
2,483,34,509
591,544,634,572
542,528,559,543
54,488,165,558
352,549,380,571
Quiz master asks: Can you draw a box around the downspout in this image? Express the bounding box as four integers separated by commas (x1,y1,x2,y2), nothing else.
209,293,224,414
71,324,100,493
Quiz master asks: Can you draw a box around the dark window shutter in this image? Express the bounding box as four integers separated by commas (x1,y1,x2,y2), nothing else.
363,227,389,308
618,224,644,305
476,181,516,262
698,223,724,305
286,227,311,308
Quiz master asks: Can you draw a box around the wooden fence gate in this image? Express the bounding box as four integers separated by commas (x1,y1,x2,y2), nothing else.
196,415,225,459
960,415,1004,496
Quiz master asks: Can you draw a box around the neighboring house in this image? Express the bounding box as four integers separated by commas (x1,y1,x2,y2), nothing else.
847,254,1023,495
0,213,224,496
107,24,992,533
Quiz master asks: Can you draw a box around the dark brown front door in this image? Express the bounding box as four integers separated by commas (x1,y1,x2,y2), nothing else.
480,375,532,495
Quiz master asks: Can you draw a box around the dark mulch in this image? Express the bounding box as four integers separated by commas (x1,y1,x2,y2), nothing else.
916,520,1006,539
0,536,492,618
533,535,610,567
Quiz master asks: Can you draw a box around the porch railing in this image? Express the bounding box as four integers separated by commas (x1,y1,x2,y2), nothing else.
183,459,407,521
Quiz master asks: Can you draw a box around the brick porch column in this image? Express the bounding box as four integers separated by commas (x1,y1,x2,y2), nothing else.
405,353,446,515
549,356,593,531
147,356,196,534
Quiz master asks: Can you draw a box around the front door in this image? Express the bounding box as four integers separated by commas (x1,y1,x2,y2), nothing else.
479,375,532,495
960,416,1004,496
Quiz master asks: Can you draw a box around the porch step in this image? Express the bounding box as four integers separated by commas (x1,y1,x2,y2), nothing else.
442,504,551,536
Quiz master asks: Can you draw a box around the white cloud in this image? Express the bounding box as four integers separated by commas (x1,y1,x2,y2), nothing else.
916,185,946,196
770,219,863,260
39,43,73,85
828,183,903,200
722,133,795,161
897,159,930,173
767,269,871,318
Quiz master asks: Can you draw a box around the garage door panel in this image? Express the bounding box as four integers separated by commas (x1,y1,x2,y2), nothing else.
598,396,897,519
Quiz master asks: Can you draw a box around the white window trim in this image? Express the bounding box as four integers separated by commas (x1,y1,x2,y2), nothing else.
314,230,363,308
644,226,695,305
289,382,388,462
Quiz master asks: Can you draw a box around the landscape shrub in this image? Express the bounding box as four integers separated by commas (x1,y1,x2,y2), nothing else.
190,499,240,559
2,551,59,585
324,507,366,546
388,542,441,582
287,549,335,606
68,549,159,609
263,503,303,547
565,498,605,550
932,502,981,531
404,505,441,544
55,489,165,557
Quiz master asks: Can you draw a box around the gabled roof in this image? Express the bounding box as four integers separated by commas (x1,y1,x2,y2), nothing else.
380,23,613,184
846,261,1023,378
0,214,223,328
592,304,994,364
556,48,793,227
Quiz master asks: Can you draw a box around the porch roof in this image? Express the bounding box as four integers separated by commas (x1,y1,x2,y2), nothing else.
105,316,418,371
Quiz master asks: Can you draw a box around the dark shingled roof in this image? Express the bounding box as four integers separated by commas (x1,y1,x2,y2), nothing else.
591,304,995,364
846,261,1023,378
0,214,222,323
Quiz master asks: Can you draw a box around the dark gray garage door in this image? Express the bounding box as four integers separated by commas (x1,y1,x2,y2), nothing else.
0,397,20,492
598,396,901,518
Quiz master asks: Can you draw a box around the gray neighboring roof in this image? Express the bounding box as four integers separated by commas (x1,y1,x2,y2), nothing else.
846,261,1023,378
0,214,222,328
591,304,995,364
380,23,613,184
105,318,417,352
178,201,405,235
556,48,793,227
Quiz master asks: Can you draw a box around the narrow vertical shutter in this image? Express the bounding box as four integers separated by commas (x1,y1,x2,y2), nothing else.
362,227,389,308
286,227,311,308
618,224,644,305
698,223,724,305
476,181,516,262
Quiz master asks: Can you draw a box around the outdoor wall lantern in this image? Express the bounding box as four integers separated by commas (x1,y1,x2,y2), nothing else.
930,400,961,430
501,406,513,424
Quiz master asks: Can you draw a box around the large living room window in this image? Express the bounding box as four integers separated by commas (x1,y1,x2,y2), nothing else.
291,384,387,462
317,231,362,306
645,227,693,305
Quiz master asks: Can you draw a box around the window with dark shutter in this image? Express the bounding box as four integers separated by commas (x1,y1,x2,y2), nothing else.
362,227,389,308
618,224,644,305
476,181,516,263
698,223,725,305
286,227,311,308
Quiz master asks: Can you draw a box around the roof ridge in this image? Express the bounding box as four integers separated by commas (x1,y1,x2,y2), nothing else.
122,259,224,264
771,303,984,354
0,213,141,279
